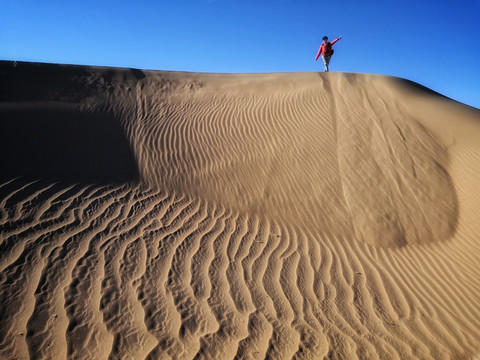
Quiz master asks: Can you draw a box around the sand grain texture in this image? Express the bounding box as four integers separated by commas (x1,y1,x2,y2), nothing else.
1,61,480,359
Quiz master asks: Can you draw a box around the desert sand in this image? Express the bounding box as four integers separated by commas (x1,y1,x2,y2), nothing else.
1,61,480,359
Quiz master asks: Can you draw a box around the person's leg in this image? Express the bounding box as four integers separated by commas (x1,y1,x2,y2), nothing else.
324,55,331,72
321,55,329,72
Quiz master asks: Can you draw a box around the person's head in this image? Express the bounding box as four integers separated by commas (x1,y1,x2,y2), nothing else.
323,36,328,43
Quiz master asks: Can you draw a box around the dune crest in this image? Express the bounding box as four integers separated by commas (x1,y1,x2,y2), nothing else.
1,61,480,359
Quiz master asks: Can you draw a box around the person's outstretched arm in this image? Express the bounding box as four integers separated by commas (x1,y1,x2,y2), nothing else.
330,36,342,46
315,44,324,61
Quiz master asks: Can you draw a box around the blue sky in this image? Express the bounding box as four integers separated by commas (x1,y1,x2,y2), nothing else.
2,0,479,108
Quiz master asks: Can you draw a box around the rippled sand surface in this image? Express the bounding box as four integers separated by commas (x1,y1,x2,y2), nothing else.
1,61,480,359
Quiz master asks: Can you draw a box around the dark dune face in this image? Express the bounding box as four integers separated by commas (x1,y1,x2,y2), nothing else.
0,61,144,102
1,61,94,102
1,61,142,189
0,104,139,185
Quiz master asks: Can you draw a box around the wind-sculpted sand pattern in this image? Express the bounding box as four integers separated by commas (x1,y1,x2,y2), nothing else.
1,61,480,359
126,72,457,248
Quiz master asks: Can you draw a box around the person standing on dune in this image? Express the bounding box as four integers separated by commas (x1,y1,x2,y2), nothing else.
315,36,342,72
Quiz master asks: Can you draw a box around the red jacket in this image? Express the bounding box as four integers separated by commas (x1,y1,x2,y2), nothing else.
315,38,340,60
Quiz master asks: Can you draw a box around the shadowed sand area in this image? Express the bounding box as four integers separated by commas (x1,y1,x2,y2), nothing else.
0,105,138,184
1,61,480,359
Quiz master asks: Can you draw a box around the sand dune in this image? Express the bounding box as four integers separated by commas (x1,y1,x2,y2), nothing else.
1,61,480,359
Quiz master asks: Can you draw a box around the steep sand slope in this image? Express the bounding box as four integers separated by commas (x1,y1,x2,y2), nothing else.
1,61,480,359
